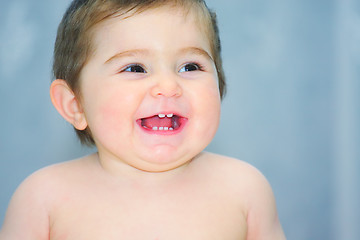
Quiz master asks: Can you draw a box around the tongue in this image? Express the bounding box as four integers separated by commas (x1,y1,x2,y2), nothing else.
141,115,172,129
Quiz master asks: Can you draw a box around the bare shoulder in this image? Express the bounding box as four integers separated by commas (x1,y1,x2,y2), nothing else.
0,154,97,239
194,152,275,206
11,154,98,194
196,152,286,239
12,153,100,202
196,152,268,185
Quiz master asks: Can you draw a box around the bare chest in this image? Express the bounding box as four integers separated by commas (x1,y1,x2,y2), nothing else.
49,183,247,240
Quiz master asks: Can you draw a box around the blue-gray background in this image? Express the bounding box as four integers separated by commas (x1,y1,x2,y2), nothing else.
1,0,359,239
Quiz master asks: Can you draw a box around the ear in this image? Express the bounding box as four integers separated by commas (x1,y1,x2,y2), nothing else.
50,79,88,130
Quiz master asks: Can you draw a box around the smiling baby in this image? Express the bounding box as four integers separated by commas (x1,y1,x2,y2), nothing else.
0,1,285,239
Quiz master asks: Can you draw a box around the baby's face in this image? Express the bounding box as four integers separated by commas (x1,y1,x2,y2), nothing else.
78,7,221,172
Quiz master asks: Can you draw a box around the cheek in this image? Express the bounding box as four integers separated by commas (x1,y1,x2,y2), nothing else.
202,93,221,129
86,89,138,141
192,82,221,137
201,80,221,114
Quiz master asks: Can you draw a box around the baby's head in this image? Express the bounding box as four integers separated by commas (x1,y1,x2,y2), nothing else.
53,0,226,147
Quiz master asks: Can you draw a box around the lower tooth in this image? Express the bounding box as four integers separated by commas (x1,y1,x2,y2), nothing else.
150,127,174,131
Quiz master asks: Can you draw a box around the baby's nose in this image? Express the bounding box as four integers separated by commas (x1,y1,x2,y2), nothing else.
150,73,182,98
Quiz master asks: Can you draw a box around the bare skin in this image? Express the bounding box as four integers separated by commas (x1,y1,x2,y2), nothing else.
0,152,285,239
1,6,285,239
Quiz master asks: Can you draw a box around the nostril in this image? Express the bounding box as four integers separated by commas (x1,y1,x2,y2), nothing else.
150,78,182,98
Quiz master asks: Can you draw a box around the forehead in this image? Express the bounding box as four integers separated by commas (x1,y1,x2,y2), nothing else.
89,5,212,53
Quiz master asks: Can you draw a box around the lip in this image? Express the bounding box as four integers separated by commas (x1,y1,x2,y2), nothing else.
136,113,188,135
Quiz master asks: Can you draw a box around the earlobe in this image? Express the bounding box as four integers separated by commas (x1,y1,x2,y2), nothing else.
50,79,88,130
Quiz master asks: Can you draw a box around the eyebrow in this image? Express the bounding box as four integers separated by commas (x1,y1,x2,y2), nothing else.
105,49,150,64
104,47,213,65
178,47,214,62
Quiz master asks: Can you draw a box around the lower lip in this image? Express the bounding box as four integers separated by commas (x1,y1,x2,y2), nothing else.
136,118,188,136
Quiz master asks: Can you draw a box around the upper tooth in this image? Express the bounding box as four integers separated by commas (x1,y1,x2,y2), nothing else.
166,113,174,118
158,114,166,118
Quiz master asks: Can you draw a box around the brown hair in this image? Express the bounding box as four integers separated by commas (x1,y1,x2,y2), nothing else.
53,0,226,145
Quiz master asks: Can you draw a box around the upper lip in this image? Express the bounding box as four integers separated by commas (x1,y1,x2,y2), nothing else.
138,111,187,120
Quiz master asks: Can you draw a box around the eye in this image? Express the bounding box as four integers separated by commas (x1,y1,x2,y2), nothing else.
179,63,203,73
122,64,146,73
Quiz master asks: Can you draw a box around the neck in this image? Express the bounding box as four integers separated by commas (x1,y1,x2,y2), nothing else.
95,151,198,186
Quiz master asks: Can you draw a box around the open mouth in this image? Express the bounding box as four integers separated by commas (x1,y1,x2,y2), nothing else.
137,113,186,132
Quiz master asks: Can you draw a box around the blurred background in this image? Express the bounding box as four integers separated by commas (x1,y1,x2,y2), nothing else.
0,0,359,239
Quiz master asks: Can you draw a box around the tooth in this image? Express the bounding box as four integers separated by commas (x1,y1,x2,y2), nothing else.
166,114,173,118
164,127,169,131
169,127,174,131
152,127,158,131
158,114,166,118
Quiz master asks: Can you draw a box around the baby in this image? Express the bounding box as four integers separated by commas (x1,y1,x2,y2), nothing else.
0,0,285,239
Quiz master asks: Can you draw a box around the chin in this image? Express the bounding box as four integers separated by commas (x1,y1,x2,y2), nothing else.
135,148,197,172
